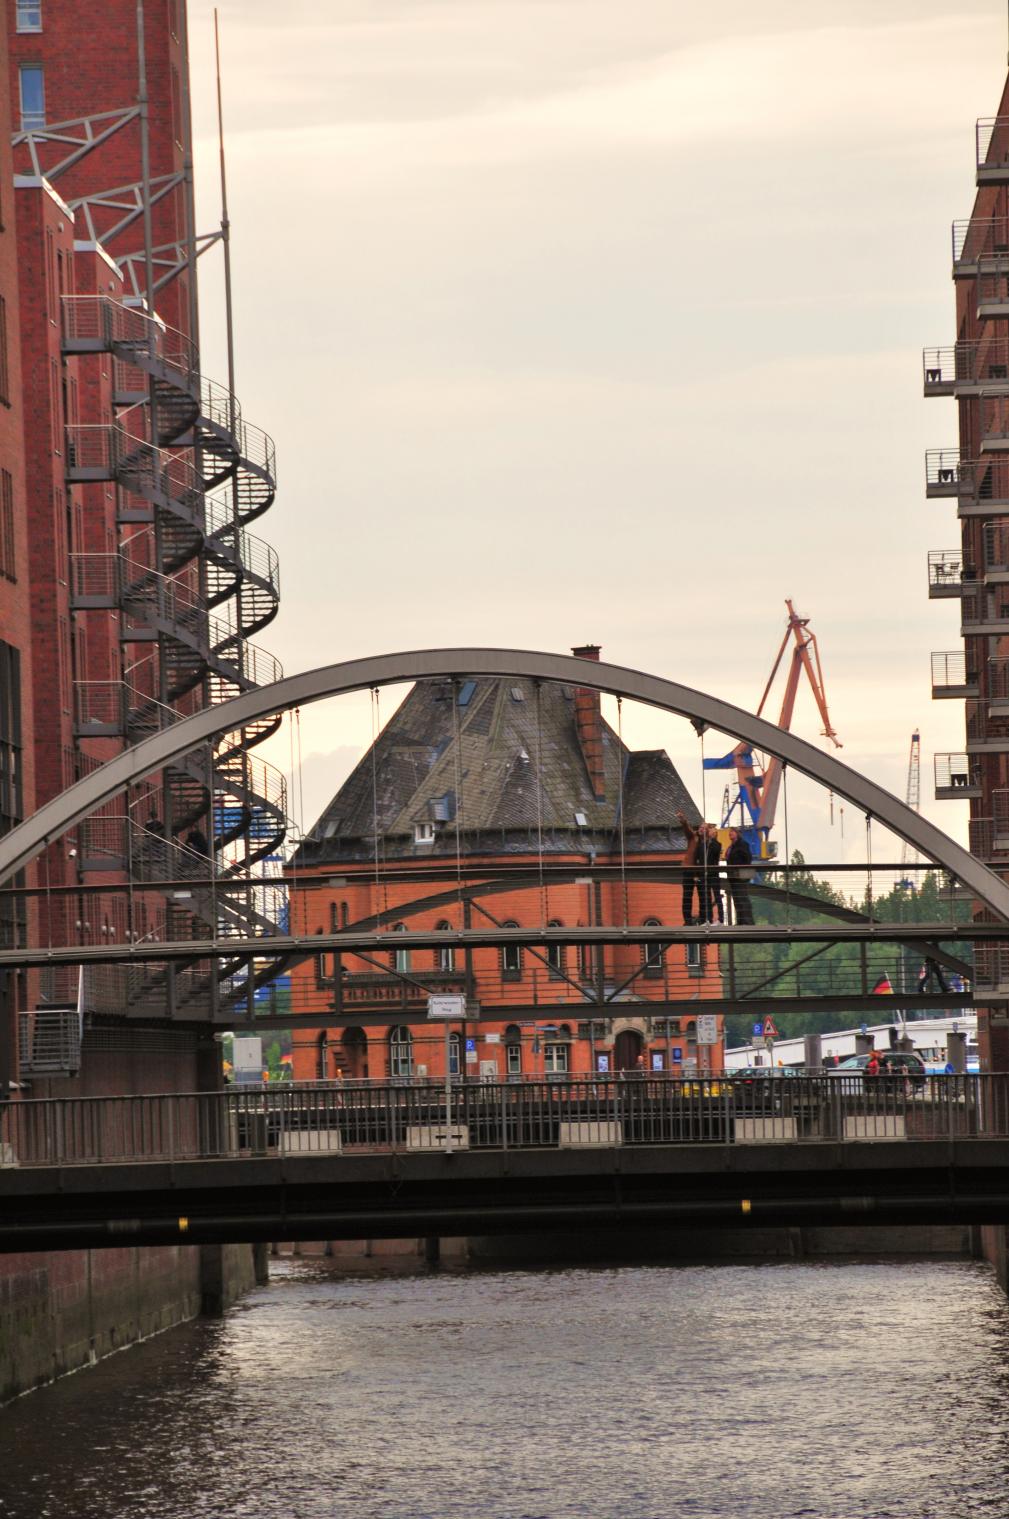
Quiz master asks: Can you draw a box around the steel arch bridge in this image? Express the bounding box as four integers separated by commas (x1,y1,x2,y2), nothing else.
2,646,1006,923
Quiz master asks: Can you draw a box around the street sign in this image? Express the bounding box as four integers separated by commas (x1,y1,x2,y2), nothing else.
427,994,466,1020
752,1021,764,1038
696,1013,719,1045
672,1046,683,1062
762,1017,779,1040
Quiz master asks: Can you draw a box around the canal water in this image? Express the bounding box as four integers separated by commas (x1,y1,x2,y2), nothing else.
1,1257,1008,1518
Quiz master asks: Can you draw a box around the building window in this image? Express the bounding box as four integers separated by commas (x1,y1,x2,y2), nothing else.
642,919,667,979
435,921,454,973
448,1031,461,1077
502,922,522,979
19,65,45,129
0,473,15,584
391,923,410,974
414,821,435,845
313,928,332,988
389,1026,413,1078
686,942,702,974
16,2,42,33
546,921,565,978
579,941,595,981
505,1025,522,1076
544,1042,569,1074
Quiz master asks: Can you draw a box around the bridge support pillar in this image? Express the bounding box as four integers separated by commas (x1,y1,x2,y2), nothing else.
855,1033,875,1056
803,1035,822,1070
946,1030,967,1074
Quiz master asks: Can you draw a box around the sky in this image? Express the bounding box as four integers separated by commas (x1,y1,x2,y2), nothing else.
181,0,1009,870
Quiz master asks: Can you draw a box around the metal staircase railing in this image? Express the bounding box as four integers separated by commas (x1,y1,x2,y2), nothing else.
61,293,288,1018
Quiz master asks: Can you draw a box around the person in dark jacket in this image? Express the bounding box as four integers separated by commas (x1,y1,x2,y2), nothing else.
676,810,703,924
701,824,724,924
725,827,754,925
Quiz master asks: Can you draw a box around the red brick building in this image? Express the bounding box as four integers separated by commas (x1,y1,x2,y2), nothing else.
289,651,724,1083
0,1,281,1399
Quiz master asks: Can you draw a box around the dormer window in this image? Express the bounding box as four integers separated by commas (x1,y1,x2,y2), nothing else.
574,811,588,827
414,821,435,845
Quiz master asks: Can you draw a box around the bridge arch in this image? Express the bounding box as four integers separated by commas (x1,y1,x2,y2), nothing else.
2,646,1006,920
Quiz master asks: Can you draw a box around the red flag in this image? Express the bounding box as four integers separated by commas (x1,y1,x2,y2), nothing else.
871,975,894,994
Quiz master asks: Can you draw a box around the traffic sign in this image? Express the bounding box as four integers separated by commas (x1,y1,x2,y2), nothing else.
762,1017,779,1040
752,1021,764,1039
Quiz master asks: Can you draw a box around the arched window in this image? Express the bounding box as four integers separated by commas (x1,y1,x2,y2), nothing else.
314,926,332,988
435,920,455,973
449,1030,462,1077
389,1025,413,1078
501,921,522,979
391,922,410,974
505,1024,522,1077
642,919,667,979
546,920,565,978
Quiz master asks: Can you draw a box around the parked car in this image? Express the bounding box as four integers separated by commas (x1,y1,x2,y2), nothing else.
830,1051,927,1089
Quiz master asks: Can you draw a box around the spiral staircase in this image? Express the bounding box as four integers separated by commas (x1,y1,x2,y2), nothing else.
62,294,288,1017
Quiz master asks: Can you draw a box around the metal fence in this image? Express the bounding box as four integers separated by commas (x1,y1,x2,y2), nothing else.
2,1075,1007,1167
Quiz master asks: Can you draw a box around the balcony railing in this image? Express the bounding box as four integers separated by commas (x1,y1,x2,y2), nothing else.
934,753,982,797
984,521,1009,576
927,550,971,597
953,217,1009,274
966,709,1009,748
931,650,976,696
923,341,1009,396
977,267,1009,317
976,118,1009,183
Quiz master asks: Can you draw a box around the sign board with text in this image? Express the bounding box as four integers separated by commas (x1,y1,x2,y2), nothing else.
696,1013,719,1046
427,994,467,1020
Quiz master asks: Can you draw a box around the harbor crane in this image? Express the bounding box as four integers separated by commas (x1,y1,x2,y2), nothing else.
899,731,922,891
704,600,841,860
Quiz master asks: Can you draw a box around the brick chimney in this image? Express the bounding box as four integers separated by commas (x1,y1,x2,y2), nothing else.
572,644,605,801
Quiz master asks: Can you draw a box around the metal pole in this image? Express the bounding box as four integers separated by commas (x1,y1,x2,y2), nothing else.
444,1023,453,1153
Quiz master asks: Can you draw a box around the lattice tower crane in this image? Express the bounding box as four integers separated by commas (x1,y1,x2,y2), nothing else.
899,731,922,891
704,599,842,860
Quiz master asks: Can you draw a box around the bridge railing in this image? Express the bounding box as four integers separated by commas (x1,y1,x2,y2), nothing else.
1,1074,1006,1167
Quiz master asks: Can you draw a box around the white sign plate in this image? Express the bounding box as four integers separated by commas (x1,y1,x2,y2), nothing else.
696,1013,719,1046
427,994,467,1020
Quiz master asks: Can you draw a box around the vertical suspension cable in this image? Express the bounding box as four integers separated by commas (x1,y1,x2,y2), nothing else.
294,706,306,841
370,688,383,926
865,813,873,913
616,697,628,927
783,763,791,921
699,727,708,924
534,681,546,929
452,680,464,913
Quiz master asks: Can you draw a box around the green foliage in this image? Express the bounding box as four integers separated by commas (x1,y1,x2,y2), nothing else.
721,853,970,1049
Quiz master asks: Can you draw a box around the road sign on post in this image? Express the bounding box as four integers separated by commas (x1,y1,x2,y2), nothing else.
762,1017,779,1040
696,1013,718,1045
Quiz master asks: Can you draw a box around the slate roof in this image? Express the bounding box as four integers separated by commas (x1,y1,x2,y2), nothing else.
292,677,701,866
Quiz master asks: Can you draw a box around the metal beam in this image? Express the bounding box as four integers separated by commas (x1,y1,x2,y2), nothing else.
2,647,1008,921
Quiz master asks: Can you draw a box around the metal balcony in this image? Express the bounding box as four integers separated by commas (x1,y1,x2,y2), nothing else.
977,118,1009,184
934,752,982,799
987,658,1009,717
923,342,1009,398
973,944,1009,994
980,394,1009,450
968,816,1006,861
931,650,978,699
926,451,1009,515
927,550,972,597
961,586,1009,636
984,521,1009,579
952,217,1009,278
966,709,1009,751
977,264,1009,319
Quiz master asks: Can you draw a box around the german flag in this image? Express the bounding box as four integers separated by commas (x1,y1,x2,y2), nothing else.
871,974,894,994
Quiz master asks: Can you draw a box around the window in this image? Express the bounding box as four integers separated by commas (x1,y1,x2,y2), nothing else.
579,941,595,981
686,942,702,974
435,921,454,973
389,1026,413,1078
0,473,15,583
391,922,410,974
502,922,522,978
457,680,476,707
19,65,45,129
546,920,565,978
314,928,332,988
544,1042,569,1074
16,2,42,33
448,1031,461,1077
414,821,435,845
506,1033,522,1075
642,919,668,979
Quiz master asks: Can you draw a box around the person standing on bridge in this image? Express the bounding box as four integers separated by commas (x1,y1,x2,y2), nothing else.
725,828,754,925
676,810,703,924
701,824,724,924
